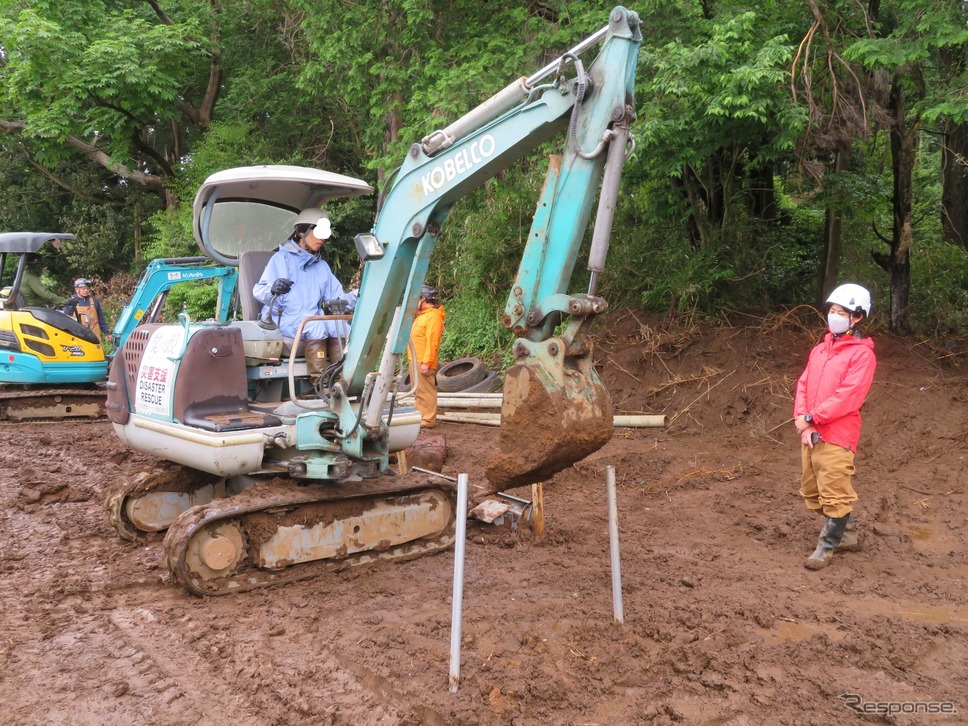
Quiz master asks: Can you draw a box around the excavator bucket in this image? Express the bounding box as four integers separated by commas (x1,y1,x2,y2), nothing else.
484,339,613,492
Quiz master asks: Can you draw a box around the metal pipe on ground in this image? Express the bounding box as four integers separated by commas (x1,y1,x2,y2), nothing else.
436,398,503,409
436,411,667,428
398,393,503,408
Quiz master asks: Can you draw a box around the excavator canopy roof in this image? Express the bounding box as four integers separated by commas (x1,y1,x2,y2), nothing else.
0,233,75,255
192,165,373,266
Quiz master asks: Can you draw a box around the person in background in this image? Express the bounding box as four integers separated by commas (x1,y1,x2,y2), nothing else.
253,207,356,386
66,278,112,344
793,283,876,571
409,284,445,429
20,254,68,308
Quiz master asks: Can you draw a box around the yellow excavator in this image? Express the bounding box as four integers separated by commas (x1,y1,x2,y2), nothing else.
105,7,641,595
0,233,108,420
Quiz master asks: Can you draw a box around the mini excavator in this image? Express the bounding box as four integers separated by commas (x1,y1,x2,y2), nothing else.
105,7,642,594
0,233,108,420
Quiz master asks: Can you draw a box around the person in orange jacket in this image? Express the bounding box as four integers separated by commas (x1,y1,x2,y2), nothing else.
794,283,877,570
409,285,445,428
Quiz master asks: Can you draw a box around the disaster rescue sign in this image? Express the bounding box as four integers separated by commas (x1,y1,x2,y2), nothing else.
135,327,183,416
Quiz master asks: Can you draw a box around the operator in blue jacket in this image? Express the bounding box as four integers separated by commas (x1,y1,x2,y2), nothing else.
253,207,356,384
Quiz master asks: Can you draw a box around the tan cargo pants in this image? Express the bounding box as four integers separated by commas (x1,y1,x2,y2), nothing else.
800,441,858,519
415,368,438,427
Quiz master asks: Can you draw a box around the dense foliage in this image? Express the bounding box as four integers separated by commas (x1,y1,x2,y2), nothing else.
1,0,966,353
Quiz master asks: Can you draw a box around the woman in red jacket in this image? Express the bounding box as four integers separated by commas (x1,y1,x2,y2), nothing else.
794,283,876,570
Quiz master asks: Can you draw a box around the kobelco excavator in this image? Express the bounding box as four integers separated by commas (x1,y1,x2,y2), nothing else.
105,7,641,595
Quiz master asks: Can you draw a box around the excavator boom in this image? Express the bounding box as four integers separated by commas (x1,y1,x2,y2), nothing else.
340,7,640,489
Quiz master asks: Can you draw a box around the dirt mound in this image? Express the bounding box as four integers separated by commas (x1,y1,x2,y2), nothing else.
1,310,965,725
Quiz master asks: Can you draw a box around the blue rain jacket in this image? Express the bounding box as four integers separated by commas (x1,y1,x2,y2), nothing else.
253,240,356,340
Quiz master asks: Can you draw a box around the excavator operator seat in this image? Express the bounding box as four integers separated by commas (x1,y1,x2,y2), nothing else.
237,250,274,322
235,249,300,359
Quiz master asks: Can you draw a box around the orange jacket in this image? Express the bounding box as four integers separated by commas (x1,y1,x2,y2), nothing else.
411,304,445,369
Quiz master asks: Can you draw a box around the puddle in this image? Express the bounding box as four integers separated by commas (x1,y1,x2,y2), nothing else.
850,597,968,626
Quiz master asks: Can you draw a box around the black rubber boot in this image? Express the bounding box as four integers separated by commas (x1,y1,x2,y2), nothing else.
804,515,849,570
836,513,858,551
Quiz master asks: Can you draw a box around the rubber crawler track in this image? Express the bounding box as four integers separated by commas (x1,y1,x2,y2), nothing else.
0,388,106,422
163,477,457,596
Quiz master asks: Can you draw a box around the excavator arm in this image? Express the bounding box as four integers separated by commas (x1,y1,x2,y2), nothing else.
335,6,641,489
111,257,239,349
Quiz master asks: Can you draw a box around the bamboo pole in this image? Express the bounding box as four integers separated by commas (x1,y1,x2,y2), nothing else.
612,414,667,428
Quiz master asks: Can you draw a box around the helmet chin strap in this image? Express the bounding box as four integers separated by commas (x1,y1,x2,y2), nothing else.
296,232,321,258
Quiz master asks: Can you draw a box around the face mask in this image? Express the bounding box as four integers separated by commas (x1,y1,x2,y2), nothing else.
827,312,852,335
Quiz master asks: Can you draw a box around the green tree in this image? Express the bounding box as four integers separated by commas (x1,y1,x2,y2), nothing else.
0,0,214,202
845,0,968,331
634,6,805,248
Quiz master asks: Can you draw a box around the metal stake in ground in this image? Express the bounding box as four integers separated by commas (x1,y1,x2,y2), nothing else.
606,465,624,624
448,473,469,693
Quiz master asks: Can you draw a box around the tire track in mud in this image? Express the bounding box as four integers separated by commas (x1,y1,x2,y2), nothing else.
107,603,450,725
108,606,262,725
1,595,214,725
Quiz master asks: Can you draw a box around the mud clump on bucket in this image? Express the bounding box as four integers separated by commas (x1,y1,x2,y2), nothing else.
484,363,613,494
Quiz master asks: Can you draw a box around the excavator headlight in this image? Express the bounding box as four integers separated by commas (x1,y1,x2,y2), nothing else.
354,233,385,262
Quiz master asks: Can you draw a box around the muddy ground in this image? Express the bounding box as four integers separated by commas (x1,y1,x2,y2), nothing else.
1,310,966,725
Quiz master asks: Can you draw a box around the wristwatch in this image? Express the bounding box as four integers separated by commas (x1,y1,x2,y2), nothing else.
804,413,813,424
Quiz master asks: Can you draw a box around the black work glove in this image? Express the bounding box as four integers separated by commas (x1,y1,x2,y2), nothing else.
270,278,294,295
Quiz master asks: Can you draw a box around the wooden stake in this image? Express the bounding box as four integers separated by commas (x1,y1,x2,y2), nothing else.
531,483,545,535
396,448,410,475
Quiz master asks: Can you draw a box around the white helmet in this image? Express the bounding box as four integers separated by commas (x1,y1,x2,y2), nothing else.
826,283,871,317
293,207,332,239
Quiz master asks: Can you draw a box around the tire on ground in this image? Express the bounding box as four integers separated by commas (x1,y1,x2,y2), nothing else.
396,370,413,392
436,356,487,392
460,369,501,394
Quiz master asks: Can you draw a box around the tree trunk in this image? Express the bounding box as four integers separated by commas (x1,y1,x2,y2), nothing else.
819,147,850,303
872,74,917,333
134,200,143,264
941,120,968,248
670,174,707,249
747,161,777,224
377,92,405,190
